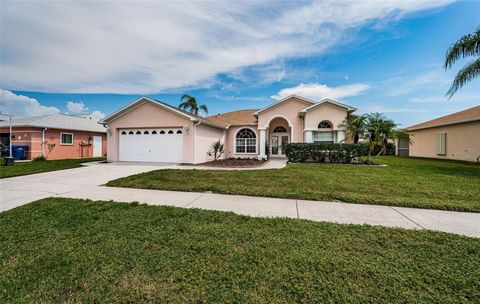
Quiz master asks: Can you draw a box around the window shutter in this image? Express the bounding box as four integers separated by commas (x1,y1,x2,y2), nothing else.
436,133,446,155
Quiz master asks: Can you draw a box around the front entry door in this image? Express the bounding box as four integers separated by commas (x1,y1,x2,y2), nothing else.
271,135,289,156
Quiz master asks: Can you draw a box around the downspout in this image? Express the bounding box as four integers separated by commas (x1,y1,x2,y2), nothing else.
41,128,47,158
193,121,201,164
301,114,305,142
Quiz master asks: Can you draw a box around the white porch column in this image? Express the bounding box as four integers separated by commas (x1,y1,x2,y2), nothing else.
305,130,313,143
259,129,266,159
337,130,345,143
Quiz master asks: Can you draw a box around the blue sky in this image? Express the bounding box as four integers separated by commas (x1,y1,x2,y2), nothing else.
1,0,479,127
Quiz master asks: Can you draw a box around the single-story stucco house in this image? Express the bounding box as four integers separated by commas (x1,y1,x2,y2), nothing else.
406,105,480,162
99,95,356,164
0,114,107,160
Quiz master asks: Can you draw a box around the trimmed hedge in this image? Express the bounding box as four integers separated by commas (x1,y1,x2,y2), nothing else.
285,143,369,163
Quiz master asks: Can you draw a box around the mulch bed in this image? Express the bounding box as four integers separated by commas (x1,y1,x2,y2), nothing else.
195,158,268,168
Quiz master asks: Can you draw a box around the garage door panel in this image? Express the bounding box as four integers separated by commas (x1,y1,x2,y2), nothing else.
119,129,183,162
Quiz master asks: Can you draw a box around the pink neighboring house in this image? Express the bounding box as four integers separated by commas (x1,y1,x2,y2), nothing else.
100,95,356,164
0,114,107,160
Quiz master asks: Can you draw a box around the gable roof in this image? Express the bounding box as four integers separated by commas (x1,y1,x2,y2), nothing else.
99,97,226,129
253,94,315,116
204,109,258,127
299,98,357,113
0,114,107,133
407,105,480,131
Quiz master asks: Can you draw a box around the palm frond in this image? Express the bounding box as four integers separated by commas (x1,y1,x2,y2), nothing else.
178,101,190,111
180,94,193,101
444,28,480,70
199,104,209,115
446,58,480,98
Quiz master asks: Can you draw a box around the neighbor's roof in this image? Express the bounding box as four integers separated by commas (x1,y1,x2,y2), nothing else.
407,105,480,131
0,114,107,133
204,109,258,127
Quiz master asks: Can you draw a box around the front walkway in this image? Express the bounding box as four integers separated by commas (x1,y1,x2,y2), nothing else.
1,161,479,238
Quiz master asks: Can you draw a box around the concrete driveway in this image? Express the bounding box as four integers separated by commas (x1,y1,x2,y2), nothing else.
0,162,164,211
1,161,479,238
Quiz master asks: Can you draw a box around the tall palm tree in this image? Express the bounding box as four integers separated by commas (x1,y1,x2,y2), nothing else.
445,27,480,98
179,94,209,116
339,114,366,143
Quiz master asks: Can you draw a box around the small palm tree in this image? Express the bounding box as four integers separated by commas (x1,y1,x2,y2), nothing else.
365,113,384,156
376,119,399,156
445,27,480,98
339,114,366,143
207,140,225,161
179,94,209,116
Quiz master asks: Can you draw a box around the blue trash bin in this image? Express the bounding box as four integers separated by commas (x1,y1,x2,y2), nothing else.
12,145,29,160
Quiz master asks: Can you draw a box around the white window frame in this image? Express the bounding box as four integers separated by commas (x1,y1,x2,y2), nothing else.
235,127,257,154
60,132,74,145
313,131,335,143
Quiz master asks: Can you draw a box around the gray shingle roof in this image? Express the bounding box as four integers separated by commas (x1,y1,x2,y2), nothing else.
0,114,107,133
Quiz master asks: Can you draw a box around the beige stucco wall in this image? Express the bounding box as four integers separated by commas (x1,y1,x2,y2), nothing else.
409,121,480,162
304,103,348,131
195,124,226,163
225,125,259,158
257,97,310,142
106,101,195,163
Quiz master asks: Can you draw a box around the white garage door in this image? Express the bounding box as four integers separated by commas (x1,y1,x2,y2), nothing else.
119,128,183,162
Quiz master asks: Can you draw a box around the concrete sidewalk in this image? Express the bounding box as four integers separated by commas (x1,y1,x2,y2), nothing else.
1,161,479,238
59,187,480,238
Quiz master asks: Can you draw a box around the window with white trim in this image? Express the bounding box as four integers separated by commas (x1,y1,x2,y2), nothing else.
318,120,333,129
60,133,73,145
313,131,334,144
236,128,256,153
273,126,287,133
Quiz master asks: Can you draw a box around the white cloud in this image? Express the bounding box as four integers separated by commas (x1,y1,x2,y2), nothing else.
66,101,87,113
272,83,370,100
89,111,105,120
409,92,479,103
0,89,59,117
384,69,451,96
0,1,453,94
361,104,427,113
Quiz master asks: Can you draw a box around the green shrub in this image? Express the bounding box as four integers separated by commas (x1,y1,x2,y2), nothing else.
355,143,396,156
285,143,369,163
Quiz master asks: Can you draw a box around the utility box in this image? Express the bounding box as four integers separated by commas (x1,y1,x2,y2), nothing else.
4,157,14,166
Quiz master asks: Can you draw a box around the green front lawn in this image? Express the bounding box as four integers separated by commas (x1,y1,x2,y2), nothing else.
0,157,105,178
108,156,480,212
1,198,479,303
